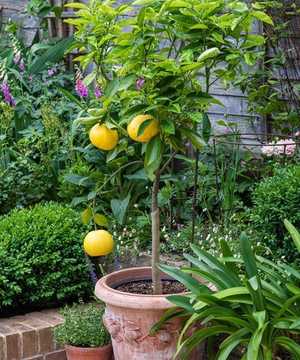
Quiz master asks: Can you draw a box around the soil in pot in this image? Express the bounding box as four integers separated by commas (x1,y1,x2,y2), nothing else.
115,279,186,295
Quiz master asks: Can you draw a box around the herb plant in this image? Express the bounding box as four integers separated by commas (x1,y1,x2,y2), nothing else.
54,304,110,348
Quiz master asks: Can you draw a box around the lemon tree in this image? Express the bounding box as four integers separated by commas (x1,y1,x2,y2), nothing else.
68,0,271,293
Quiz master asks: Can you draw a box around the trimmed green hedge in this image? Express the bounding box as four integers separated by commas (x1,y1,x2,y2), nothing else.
250,164,300,263
0,202,92,315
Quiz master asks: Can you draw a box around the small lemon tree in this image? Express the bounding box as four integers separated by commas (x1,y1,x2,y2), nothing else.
68,0,272,294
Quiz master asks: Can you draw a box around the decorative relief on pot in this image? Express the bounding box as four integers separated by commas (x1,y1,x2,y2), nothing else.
103,312,179,349
103,315,123,343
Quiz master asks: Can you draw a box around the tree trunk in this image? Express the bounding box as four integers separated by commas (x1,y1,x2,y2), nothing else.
151,171,162,294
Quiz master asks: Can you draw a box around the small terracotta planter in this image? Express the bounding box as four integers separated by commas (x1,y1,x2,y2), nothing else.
65,344,113,360
95,267,203,360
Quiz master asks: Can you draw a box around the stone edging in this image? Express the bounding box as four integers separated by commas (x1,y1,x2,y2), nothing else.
0,309,65,360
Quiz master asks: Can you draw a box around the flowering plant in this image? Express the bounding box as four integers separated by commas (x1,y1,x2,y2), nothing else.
261,138,297,157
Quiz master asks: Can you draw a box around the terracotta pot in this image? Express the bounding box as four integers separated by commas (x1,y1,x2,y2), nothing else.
65,344,113,360
95,267,204,360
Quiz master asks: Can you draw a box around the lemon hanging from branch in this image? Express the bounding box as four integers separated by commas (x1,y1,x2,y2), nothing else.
89,124,119,151
84,230,114,257
127,115,159,143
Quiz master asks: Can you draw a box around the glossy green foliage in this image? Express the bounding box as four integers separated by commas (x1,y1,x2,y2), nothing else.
0,202,92,315
69,0,271,179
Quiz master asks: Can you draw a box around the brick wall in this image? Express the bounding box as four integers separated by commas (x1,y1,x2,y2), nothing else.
0,309,66,360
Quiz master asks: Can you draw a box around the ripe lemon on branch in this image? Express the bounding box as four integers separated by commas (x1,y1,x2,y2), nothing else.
127,115,159,143
84,230,114,257
89,124,119,151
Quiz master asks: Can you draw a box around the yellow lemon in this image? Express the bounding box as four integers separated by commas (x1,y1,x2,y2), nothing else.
89,124,118,151
83,230,114,257
127,115,159,143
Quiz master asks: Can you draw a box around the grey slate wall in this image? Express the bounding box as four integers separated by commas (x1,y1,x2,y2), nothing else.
0,0,39,46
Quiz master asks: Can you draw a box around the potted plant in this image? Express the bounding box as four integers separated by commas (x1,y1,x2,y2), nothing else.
157,220,300,359
54,304,113,360
66,0,272,358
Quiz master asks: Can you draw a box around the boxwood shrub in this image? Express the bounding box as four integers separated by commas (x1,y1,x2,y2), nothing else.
0,202,92,315
250,164,300,263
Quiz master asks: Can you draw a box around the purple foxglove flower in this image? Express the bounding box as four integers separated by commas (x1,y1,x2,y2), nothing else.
75,79,88,98
48,68,56,77
94,85,102,98
1,82,16,107
19,59,25,72
136,77,145,91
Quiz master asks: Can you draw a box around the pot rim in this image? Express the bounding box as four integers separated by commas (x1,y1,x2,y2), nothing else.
95,266,187,310
65,343,112,352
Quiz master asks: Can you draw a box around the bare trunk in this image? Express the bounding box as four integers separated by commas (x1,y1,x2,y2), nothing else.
151,171,162,294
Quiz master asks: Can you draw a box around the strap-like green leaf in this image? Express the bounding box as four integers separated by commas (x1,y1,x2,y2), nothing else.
275,336,300,358
159,264,210,295
217,328,250,360
284,219,300,254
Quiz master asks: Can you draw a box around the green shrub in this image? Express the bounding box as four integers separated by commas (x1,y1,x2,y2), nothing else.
0,202,92,314
54,304,110,348
250,164,300,263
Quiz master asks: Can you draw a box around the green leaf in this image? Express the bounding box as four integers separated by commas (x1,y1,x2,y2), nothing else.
180,128,205,151
29,36,74,74
161,119,175,135
252,11,274,25
125,169,147,181
144,137,162,181
284,219,300,254
202,113,211,143
243,35,265,49
275,337,300,358
190,23,208,30
160,264,210,296
105,75,136,98
247,320,268,360
198,47,221,63
177,326,233,359
217,328,249,360
64,2,88,9
58,87,85,109
83,71,96,86
137,119,152,137
93,214,108,228
240,232,257,279
150,307,187,335
167,295,194,312
81,207,92,225
111,194,131,225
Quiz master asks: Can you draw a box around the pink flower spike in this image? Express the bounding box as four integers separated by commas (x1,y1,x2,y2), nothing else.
75,79,88,98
